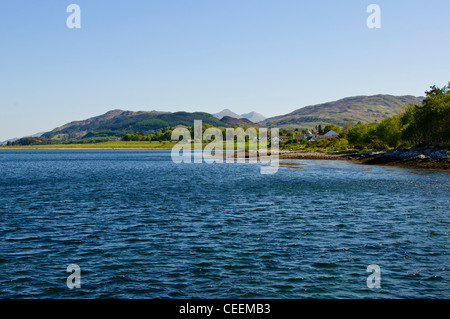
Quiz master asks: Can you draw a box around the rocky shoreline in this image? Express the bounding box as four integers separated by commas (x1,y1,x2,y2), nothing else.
278,148,450,171
2,145,448,171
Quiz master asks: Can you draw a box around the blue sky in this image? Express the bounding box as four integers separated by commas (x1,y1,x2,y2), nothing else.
1,0,449,141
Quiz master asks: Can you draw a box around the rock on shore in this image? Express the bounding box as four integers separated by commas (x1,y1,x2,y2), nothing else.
279,148,450,170
348,148,449,169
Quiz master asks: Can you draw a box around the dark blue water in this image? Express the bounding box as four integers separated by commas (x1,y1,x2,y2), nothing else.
0,150,448,298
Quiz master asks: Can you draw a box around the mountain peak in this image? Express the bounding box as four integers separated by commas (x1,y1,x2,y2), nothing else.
213,109,267,122
240,111,266,123
213,109,242,120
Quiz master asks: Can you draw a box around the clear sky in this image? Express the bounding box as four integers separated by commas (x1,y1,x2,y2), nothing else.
0,0,449,141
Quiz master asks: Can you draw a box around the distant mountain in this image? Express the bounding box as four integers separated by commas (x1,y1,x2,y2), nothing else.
1,132,45,145
262,95,425,129
213,109,266,123
41,109,258,142
220,116,261,127
240,111,266,123
213,109,242,120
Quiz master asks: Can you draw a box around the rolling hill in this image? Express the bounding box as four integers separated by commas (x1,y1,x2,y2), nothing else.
38,94,424,143
42,108,265,143
219,116,262,127
42,110,232,142
262,95,424,129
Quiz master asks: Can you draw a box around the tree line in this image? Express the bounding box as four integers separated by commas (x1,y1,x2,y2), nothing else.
121,125,277,142
347,83,449,149
6,137,55,146
122,129,173,142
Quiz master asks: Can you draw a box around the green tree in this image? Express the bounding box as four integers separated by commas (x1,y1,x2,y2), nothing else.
122,134,132,141
375,116,402,148
341,121,354,138
401,82,450,147
400,104,421,146
324,124,342,135
347,123,377,147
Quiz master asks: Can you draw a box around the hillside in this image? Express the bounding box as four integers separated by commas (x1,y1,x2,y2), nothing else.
219,116,261,127
262,95,424,129
42,110,230,142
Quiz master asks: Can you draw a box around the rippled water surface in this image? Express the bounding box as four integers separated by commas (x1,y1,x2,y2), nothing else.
0,150,448,298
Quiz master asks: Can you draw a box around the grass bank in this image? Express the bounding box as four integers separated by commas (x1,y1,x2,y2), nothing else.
0,141,178,149
0,141,257,149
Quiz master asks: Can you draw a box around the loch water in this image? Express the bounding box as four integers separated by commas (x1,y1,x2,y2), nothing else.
0,150,448,298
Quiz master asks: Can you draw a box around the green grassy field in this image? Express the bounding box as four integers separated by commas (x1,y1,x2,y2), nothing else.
0,141,178,149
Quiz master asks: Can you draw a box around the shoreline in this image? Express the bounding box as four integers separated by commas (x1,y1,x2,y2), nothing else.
278,149,450,171
1,146,449,171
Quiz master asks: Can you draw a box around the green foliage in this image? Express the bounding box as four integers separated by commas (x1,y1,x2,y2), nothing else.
123,130,149,141
68,137,115,144
375,116,402,148
121,128,176,142
347,123,377,147
341,121,354,138
318,124,323,135
401,83,450,146
300,138,350,151
324,124,342,135
347,82,450,148
7,137,55,146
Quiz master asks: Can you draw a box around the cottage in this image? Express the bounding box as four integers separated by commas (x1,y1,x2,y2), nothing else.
316,135,334,141
323,130,340,137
